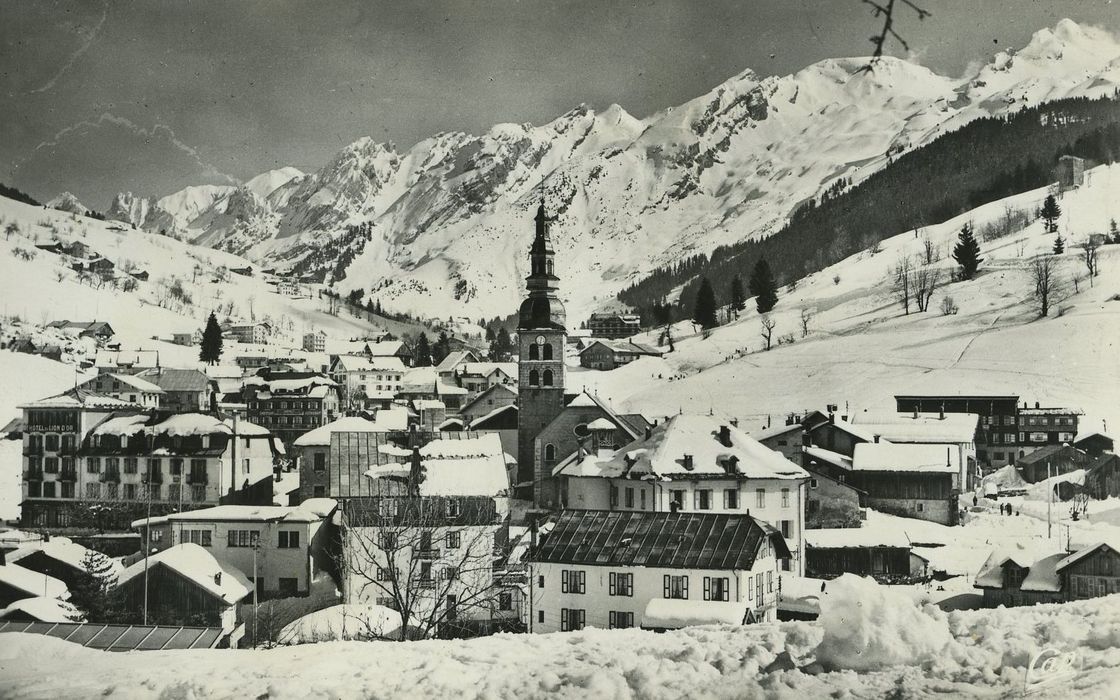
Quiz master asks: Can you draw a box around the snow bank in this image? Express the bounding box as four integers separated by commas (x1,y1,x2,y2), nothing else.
278,604,404,644
815,574,954,671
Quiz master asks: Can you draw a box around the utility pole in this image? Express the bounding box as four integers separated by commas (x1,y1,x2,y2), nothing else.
142,457,152,625
252,539,259,646
1047,460,1053,540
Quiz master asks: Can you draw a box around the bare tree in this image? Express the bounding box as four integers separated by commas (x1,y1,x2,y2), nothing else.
799,308,815,338
340,493,506,641
921,230,940,265
912,265,940,312
4,222,18,240
760,314,776,351
892,253,913,314
1079,240,1100,286
1030,255,1063,317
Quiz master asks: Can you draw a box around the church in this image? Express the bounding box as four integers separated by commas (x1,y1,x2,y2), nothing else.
515,203,651,506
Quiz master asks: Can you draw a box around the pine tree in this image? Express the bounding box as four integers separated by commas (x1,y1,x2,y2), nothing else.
69,549,120,621
729,275,746,316
748,258,778,314
490,327,513,361
199,312,223,365
952,223,983,280
1041,194,1062,233
432,331,451,364
1109,218,1119,244
1052,233,1065,255
414,333,433,367
692,278,718,330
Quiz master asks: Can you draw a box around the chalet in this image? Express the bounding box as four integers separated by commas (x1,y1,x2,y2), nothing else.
0,596,82,623
894,394,1019,467
752,421,805,463
459,383,517,425
94,350,160,374
852,410,980,490
848,443,961,525
225,322,271,345
171,331,197,347
128,269,150,281
292,411,410,501
77,372,164,409
586,311,642,339
804,528,927,583
1017,403,1081,458
396,368,469,410
46,320,116,341
0,564,68,608
527,510,791,632
242,370,341,445
1075,431,1115,457
974,541,1120,607
131,500,336,599
468,402,519,460
552,414,808,575
433,350,479,374
801,446,863,529
137,368,217,414
1016,444,1093,484
5,537,123,593
578,339,663,370
452,362,517,394
365,339,413,367
1084,454,1120,499
1059,542,1120,600
72,257,115,277
116,543,251,633
230,266,254,276
34,242,66,255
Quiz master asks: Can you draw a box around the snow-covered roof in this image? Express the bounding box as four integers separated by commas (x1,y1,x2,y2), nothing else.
0,597,83,623
586,417,616,431
97,373,165,394
0,564,68,600
749,423,803,442
118,544,251,605
852,443,960,473
558,414,807,481
567,392,599,408
131,500,336,529
414,399,446,411
1020,553,1064,592
458,362,516,378
434,350,477,371
974,544,1063,589
243,374,337,392
642,598,748,629
805,528,910,549
94,350,159,368
333,354,406,373
468,403,517,429
438,418,465,430
851,411,979,443
579,339,662,356
777,576,827,615
803,446,853,471
293,411,408,447
92,413,269,438
1056,542,1120,573
19,388,140,410
366,340,406,357
7,537,123,580
278,604,405,644
92,413,150,436
418,433,508,496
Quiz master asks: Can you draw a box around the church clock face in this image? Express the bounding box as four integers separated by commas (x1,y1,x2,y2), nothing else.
535,335,546,346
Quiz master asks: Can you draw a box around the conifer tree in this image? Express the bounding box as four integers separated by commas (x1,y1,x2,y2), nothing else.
1053,233,1065,255
432,331,451,364
69,550,120,621
489,327,513,361
729,275,746,317
1109,218,1119,244
952,223,983,280
748,258,778,314
199,312,223,365
692,278,718,330
1041,194,1062,233
414,333,433,367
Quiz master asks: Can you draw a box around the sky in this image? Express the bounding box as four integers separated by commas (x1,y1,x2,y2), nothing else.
1,0,1118,209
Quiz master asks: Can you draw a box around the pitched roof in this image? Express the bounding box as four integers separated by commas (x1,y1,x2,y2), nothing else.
468,403,517,430
851,443,960,473
417,433,508,497
1056,542,1120,572
7,537,124,580
803,446,853,471
434,350,478,371
292,411,409,447
0,564,68,599
19,388,141,410
93,373,165,394
530,510,787,570
118,544,251,605
558,414,807,481
804,528,910,549
851,411,979,443
578,339,662,356
750,423,803,442
332,354,406,373
94,350,159,368
137,368,213,392
459,383,517,415
131,500,336,529
1018,444,1087,466
0,596,82,623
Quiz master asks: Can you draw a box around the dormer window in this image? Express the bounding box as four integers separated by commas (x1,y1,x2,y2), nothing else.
121,435,128,448
201,435,210,449
682,454,694,471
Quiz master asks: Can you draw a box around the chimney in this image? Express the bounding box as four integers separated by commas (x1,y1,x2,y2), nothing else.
682,454,694,471
939,406,945,420
828,413,835,425
1035,402,1040,409
718,425,732,447
645,426,652,440
913,407,919,419
802,431,812,447
214,572,222,586
873,434,881,444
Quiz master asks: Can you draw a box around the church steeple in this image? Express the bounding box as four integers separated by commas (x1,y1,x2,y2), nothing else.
518,202,565,330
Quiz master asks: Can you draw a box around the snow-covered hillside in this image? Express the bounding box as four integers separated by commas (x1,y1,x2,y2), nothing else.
571,164,1120,439
103,19,1120,323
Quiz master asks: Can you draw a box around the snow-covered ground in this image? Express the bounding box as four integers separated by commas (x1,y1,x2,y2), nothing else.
573,165,1120,438
2,574,1118,698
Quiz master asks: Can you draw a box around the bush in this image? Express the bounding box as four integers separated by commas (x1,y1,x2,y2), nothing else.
940,296,959,315
833,274,841,285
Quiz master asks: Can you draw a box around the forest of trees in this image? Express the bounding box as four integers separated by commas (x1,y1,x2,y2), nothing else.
619,94,1120,324
0,182,41,207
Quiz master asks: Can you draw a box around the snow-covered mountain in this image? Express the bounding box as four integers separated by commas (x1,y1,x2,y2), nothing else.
107,19,1120,322
46,192,89,216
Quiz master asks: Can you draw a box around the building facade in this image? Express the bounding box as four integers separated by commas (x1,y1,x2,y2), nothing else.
243,371,340,446
586,312,641,339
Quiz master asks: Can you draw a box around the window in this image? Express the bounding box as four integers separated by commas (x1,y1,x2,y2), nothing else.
538,610,545,624
756,488,766,508
544,444,557,466
122,483,137,500
767,571,773,593
147,458,161,476
608,611,634,629
27,482,40,498
447,500,461,517
44,457,58,474
694,488,712,510
664,574,688,599
278,531,300,548
442,566,458,581
149,529,164,543
528,370,539,386
228,530,260,547
610,484,619,507
377,567,392,582
87,457,101,474
528,344,539,360
85,483,101,499
625,487,634,508
170,458,183,475
669,490,685,510
724,489,739,509
561,570,586,594
542,344,554,360
380,532,397,550
780,520,793,539
419,562,433,583
191,484,206,502
755,573,763,601
560,608,585,632
542,369,553,387
446,531,461,549
313,485,326,498
538,575,545,588
498,592,513,611
704,576,730,602
183,529,212,547
279,578,299,596
917,502,925,512
45,434,59,452
1004,415,1014,426
42,482,56,498
781,488,790,508
640,489,647,510
810,478,818,489
123,458,138,474
106,483,119,500
60,482,74,499
313,453,326,472
609,572,633,597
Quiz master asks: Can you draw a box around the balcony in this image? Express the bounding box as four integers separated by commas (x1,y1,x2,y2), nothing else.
59,445,78,456
416,579,436,589
99,470,121,483
142,469,164,485
23,469,43,481
187,473,208,485
415,548,441,561
23,445,43,456
60,470,77,482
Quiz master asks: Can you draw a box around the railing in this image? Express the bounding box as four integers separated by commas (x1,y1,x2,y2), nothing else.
416,579,436,589
187,473,208,485
59,445,78,455
23,469,43,481
415,548,441,560
23,445,43,456
99,470,121,483
60,469,77,482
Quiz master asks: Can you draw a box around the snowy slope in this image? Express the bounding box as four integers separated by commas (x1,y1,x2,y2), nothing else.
104,20,1120,323
572,164,1120,441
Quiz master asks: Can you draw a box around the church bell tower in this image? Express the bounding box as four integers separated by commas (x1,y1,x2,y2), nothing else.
516,203,566,502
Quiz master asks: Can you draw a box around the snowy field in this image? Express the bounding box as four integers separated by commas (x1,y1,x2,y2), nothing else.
571,165,1120,436
1,574,1119,699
